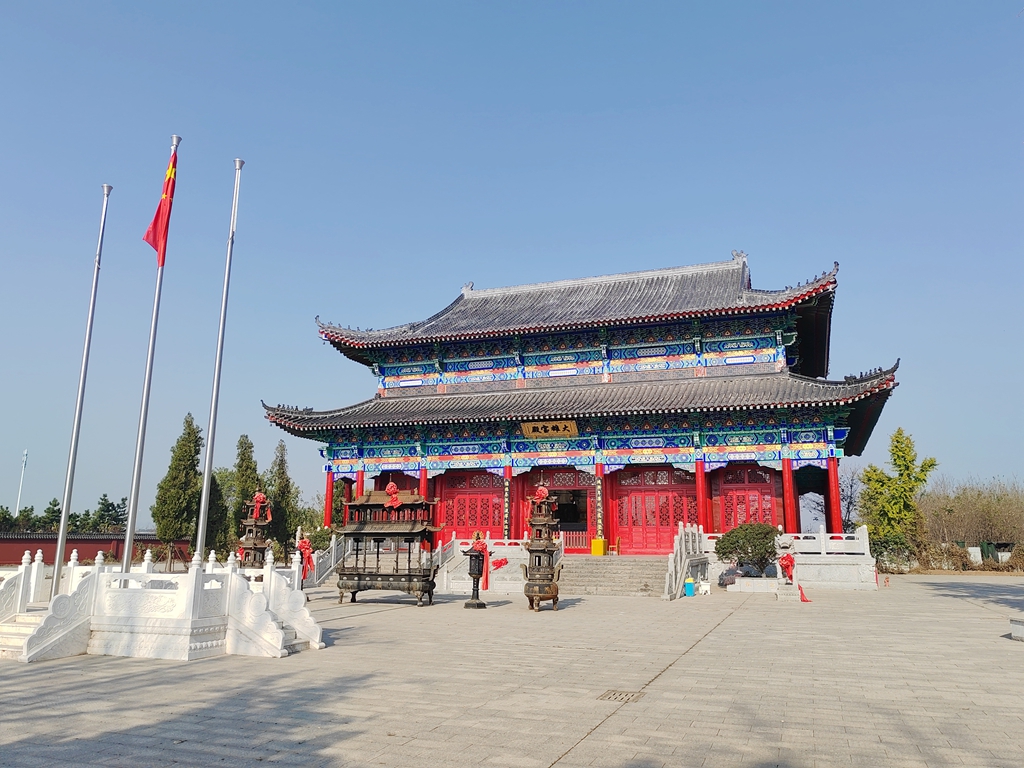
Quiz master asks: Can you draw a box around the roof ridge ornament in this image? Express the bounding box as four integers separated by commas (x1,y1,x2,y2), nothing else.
462,281,474,296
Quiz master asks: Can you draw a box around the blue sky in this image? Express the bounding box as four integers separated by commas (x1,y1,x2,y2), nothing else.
0,2,1020,524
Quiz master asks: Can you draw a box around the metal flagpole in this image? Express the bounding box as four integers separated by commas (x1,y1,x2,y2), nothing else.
52,184,112,598
122,135,180,574
14,450,28,518
195,158,244,560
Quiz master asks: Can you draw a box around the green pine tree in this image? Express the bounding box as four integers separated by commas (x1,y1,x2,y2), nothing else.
38,498,62,532
91,494,127,532
151,414,203,570
15,506,36,532
232,435,260,530
0,505,15,533
263,440,299,551
858,428,938,564
201,474,232,557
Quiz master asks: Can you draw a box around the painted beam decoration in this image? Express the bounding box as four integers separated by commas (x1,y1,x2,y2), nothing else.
318,412,850,476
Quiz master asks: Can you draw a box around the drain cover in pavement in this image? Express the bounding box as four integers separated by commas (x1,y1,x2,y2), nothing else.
598,690,645,703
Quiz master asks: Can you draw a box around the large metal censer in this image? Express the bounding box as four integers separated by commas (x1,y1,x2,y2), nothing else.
521,486,562,611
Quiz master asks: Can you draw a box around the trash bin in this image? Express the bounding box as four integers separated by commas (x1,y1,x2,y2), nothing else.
684,578,695,597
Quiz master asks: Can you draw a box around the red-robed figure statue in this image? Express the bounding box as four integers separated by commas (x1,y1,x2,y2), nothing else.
252,490,272,522
778,552,795,584
383,481,402,509
297,536,314,580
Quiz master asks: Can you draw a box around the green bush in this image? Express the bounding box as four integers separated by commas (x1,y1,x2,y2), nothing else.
870,531,914,573
714,523,779,575
308,527,332,552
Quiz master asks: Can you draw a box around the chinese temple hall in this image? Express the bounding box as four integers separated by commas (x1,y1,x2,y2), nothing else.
265,251,897,556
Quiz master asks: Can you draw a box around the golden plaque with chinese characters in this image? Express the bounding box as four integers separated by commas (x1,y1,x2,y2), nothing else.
520,420,579,439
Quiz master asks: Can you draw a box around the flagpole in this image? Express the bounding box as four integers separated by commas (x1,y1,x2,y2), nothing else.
52,184,112,599
14,450,28,518
122,134,180,574
195,158,245,560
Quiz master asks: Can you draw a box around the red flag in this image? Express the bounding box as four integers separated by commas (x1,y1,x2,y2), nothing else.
143,150,177,267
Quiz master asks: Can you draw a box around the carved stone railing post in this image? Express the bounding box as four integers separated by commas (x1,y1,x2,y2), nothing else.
15,551,33,613
141,549,154,574
291,551,302,590
263,549,275,613
183,552,204,620
61,549,80,595
206,550,217,574
29,549,47,603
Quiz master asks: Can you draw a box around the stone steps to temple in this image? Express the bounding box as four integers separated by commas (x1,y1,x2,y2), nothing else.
0,611,45,659
556,555,667,597
275,620,309,655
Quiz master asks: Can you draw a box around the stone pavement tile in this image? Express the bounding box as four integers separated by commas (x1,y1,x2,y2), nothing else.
2,575,1024,768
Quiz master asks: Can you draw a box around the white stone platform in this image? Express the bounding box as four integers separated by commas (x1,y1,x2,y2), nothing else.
0,548,323,662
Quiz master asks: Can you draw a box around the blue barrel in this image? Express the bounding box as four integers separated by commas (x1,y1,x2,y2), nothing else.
684,578,695,597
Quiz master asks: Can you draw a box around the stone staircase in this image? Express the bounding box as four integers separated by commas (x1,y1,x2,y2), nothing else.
279,620,310,655
0,606,47,660
557,555,667,597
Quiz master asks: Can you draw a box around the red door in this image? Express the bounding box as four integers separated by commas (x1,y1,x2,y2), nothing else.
612,467,698,555
438,471,504,541
719,465,779,530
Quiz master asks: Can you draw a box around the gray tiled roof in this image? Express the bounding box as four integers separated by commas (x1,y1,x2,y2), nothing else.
318,252,839,349
265,365,896,433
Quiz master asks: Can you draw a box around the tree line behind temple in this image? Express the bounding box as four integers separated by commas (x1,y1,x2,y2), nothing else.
817,428,1023,571
1,414,328,566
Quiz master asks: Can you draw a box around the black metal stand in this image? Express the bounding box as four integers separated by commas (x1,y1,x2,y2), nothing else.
465,575,487,609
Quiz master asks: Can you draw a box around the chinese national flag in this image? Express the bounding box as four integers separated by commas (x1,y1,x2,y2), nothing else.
143,150,177,267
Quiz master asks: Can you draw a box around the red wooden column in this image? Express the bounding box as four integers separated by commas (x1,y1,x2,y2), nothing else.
695,459,709,531
355,469,365,498
781,458,798,533
826,457,843,533
418,467,429,498
323,469,334,528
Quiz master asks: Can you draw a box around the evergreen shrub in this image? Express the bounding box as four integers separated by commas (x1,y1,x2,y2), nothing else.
714,523,779,576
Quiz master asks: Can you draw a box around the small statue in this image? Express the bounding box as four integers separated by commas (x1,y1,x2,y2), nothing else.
778,552,795,584
251,490,272,522
383,481,402,509
297,535,314,582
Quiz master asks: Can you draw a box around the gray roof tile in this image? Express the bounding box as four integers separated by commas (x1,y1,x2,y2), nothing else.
318,252,839,349
265,365,897,433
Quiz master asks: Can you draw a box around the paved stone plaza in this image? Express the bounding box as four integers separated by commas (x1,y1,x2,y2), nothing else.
1,575,1022,768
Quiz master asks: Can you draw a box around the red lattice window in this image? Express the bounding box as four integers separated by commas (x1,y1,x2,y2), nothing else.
672,496,686,526
448,475,468,489
444,500,455,528
687,497,699,525
748,467,772,485
619,472,642,486
659,497,671,527
456,497,467,527
724,494,736,529
617,496,630,526
645,496,657,526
